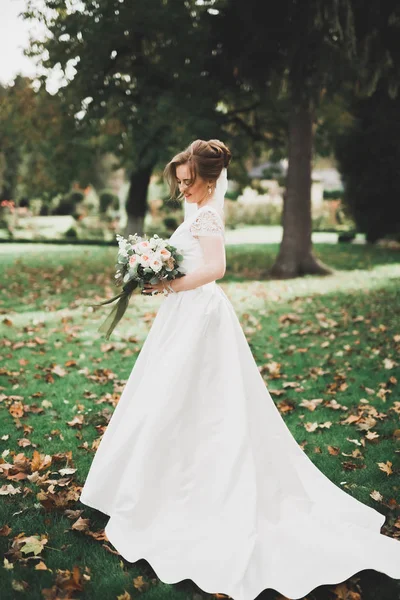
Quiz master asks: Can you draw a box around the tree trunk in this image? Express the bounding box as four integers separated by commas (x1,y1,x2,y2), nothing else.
270,97,333,279
123,165,154,237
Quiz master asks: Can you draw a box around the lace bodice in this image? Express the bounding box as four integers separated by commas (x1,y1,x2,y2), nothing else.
167,205,225,284
189,207,225,239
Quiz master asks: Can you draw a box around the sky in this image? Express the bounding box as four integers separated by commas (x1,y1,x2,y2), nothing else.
0,0,75,94
0,0,39,85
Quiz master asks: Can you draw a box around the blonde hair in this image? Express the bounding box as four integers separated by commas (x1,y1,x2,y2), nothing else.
164,139,232,198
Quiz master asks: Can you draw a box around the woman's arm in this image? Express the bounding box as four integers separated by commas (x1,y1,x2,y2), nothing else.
170,235,226,292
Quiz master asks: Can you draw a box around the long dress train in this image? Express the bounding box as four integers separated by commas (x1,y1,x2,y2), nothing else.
79,205,400,600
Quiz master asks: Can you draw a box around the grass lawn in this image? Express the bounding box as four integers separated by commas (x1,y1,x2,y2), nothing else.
0,242,399,600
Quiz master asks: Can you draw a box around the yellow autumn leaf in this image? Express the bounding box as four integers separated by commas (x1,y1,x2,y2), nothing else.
304,422,319,432
117,592,132,600
370,490,383,502
20,535,48,556
34,561,49,570
377,461,393,476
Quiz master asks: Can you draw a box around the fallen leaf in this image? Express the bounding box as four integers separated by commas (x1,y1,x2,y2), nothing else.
299,398,324,411
133,575,150,592
51,365,67,377
71,517,90,531
66,414,85,428
304,422,319,432
370,490,383,502
11,579,29,592
365,431,380,440
0,484,21,496
3,557,13,569
35,560,49,570
377,461,393,476
9,401,25,418
20,535,48,556
0,524,12,536
383,358,396,369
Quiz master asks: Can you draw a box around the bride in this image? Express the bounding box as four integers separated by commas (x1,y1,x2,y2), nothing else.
79,139,400,600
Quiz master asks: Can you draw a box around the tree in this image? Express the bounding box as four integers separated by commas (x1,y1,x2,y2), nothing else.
24,0,227,236
0,76,94,204
351,0,400,99
331,1,400,243
209,0,359,277
0,77,37,201
335,82,400,242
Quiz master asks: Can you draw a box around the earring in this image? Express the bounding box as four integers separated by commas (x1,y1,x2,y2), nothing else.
208,186,212,195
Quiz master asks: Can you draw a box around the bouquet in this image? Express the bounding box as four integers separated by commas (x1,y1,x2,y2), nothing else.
89,232,186,339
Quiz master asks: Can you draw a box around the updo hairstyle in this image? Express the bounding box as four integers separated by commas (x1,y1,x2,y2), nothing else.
164,139,232,198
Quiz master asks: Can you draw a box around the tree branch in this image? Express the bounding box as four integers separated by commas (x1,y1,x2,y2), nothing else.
223,114,269,141
223,102,261,117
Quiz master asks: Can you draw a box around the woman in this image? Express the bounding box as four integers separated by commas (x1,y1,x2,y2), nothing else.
79,139,400,600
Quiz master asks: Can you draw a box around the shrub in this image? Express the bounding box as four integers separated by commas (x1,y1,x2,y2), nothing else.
39,204,50,216
99,190,119,214
0,200,15,233
224,196,282,227
312,201,355,231
225,189,241,201
53,191,84,216
338,231,356,243
30,198,43,217
323,189,343,200
163,217,179,231
64,226,79,239
68,192,85,204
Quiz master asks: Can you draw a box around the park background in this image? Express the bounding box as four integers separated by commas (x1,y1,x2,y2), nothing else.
0,2,399,600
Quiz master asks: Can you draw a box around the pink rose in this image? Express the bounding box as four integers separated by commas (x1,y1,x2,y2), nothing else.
160,248,171,260
129,255,138,266
139,241,151,250
149,256,163,273
140,253,151,267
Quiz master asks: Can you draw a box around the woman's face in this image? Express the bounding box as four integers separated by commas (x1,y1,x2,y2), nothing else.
176,163,210,206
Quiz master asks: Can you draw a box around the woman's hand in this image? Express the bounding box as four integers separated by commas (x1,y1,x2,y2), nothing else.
142,280,167,295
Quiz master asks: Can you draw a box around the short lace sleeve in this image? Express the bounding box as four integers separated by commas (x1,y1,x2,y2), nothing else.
189,208,225,239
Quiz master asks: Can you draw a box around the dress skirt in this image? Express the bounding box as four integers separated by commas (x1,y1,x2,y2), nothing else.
80,282,400,600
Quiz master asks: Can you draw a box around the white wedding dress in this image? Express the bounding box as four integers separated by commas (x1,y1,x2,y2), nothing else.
79,204,400,600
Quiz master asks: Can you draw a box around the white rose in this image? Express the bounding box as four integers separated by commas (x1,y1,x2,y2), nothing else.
149,254,163,273
139,253,152,267
138,240,151,252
